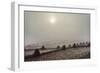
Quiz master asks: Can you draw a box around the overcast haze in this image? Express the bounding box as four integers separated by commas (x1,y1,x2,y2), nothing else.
24,11,90,46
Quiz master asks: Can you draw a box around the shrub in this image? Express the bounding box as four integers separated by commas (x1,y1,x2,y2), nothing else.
62,45,66,50
33,49,40,57
73,43,76,48
41,45,46,50
57,45,60,49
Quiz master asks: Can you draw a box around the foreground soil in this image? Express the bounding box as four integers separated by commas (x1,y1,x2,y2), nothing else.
25,47,90,61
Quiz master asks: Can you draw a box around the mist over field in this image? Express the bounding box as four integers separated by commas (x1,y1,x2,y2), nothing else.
24,11,90,61
24,11,90,49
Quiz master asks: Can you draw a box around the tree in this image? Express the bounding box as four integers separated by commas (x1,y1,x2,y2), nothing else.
57,45,60,49
79,42,82,47
41,45,46,50
76,43,79,48
62,45,66,50
87,42,90,47
68,44,71,48
73,43,76,48
82,42,85,47
33,49,40,57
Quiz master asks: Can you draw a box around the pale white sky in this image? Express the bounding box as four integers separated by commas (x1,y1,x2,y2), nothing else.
24,11,90,46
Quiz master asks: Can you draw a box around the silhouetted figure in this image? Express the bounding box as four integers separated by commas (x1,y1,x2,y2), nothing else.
62,45,66,50
33,49,40,57
57,45,60,49
73,43,76,48
41,45,46,50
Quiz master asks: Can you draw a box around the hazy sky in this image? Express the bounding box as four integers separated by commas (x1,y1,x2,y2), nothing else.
24,11,90,46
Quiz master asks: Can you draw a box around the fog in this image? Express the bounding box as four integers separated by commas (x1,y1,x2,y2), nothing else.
24,11,90,46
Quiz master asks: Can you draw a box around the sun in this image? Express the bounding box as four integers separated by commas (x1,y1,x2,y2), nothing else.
50,16,56,24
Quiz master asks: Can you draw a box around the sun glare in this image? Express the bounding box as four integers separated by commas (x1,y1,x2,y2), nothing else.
50,16,56,24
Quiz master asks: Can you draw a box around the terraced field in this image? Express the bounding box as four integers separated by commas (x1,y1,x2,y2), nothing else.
25,47,90,61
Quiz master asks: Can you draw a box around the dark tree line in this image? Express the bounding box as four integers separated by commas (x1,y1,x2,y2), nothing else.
32,42,90,56
56,42,90,50
39,42,90,50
